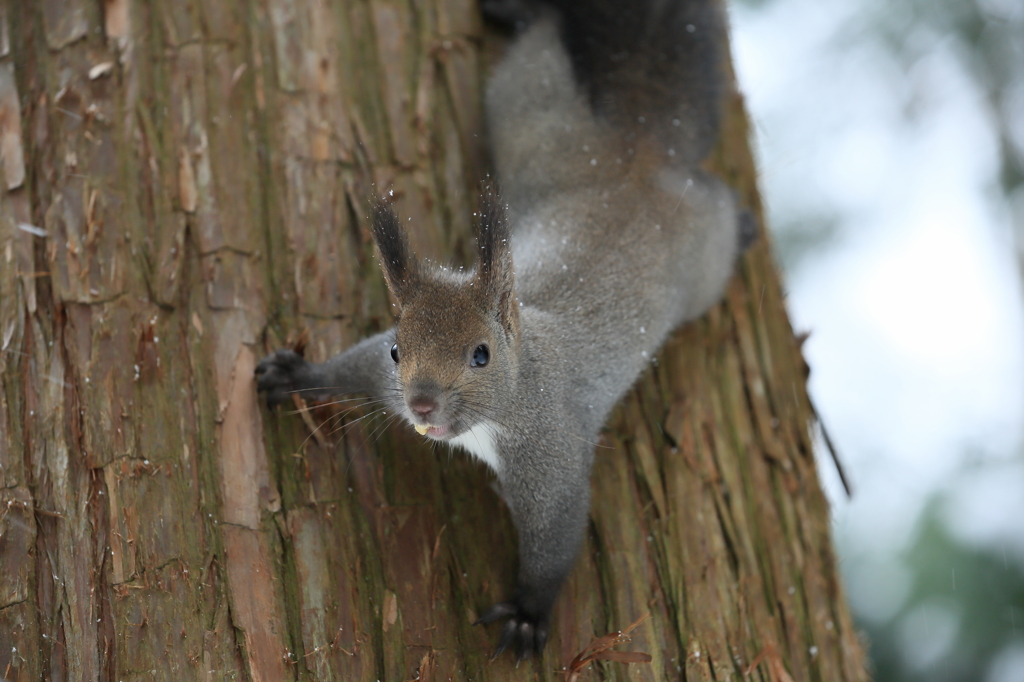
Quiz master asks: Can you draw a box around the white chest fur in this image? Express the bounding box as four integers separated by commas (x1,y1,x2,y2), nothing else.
449,422,502,474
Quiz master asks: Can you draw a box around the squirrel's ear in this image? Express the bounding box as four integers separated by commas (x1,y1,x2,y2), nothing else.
476,192,519,339
371,201,418,305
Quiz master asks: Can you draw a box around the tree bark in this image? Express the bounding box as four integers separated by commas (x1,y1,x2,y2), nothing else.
0,1,870,680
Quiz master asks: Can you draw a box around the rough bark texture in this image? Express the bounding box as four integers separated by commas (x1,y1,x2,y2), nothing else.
0,1,870,681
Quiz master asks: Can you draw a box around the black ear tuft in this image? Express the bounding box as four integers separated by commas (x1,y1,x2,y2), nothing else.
476,189,519,338
371,200,417,303
477,190,512,290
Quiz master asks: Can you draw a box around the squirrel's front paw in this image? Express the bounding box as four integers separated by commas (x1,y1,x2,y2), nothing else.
254,349,313,407
475,599,550,661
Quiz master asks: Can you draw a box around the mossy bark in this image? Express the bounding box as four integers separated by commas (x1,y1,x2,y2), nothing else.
0,1,870,680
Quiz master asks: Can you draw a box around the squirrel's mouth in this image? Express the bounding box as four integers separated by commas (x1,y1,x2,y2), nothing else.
413,423,450,439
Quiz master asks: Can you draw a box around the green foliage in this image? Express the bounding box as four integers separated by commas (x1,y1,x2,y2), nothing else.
858,499,1024,682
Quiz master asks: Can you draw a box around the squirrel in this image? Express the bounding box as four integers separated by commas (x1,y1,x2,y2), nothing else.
256,0,745,661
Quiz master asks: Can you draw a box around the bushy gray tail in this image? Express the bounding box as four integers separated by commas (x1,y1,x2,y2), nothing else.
540,0,726,166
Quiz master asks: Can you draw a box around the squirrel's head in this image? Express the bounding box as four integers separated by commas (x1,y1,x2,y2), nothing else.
372,195,520,440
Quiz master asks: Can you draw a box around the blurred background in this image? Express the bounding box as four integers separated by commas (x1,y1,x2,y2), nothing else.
730,0,1024,679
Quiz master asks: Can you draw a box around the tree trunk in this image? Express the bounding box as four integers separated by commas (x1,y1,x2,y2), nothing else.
0,1,870,680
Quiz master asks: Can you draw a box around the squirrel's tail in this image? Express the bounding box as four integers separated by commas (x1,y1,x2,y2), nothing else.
485,0,728,211
542,0,726,167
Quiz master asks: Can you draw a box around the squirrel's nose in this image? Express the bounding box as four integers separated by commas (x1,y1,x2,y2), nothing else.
409,397,437,417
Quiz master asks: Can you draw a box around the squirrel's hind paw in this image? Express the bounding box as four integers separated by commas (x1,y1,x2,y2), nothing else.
476,600,550,661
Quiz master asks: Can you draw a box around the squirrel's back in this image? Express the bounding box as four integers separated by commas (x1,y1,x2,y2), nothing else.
485,0,740,415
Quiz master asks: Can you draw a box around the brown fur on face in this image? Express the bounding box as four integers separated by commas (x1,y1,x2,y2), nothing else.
373,204,521,433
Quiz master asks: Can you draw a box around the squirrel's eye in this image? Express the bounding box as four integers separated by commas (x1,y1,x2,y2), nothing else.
390,343,400,363
470,344,490,368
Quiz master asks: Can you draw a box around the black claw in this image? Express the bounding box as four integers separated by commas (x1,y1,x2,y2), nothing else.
534,623,549,653
493,619,518,659
515,621,533,662
474,602,516,626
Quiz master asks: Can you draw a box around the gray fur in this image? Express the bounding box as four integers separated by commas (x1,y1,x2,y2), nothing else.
256,0,739,660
